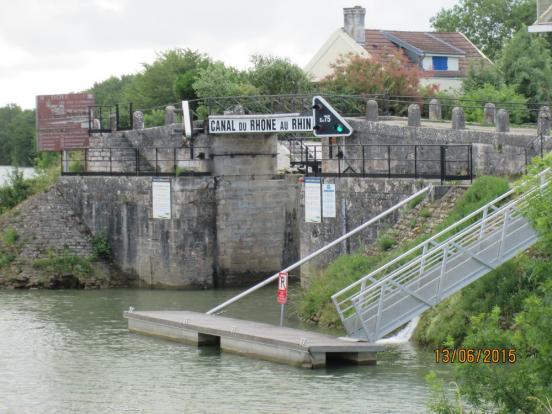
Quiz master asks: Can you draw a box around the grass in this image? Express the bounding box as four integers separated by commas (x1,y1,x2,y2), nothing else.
419,207,432,218
296,175,510,327
32,249,93,279
378,235,396,251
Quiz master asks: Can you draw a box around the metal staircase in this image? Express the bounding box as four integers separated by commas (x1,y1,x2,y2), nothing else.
332,169,551,342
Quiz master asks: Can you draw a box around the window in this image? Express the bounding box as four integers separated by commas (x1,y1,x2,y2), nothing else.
432,56,448,71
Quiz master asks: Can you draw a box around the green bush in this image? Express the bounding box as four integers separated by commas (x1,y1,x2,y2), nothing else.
32,249,93,279
378,235,396,251
0,252,16,268
460,83,529,125
2,228,18,247
91,232,112,261
419,208,431,218
0,169,33,215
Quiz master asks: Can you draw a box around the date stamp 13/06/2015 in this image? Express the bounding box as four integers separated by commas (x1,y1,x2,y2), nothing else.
434,348,517,364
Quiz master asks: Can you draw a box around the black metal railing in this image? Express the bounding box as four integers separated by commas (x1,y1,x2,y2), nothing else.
60,147,211,177
88,103,133,133
289,141,473,182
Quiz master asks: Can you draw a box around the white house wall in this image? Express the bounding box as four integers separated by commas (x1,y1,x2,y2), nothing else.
422,56,459,71
304,29,369,81
420,77,463,92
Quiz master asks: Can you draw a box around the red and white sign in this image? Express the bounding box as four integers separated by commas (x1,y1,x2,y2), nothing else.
277,272,288,304
36,93,95,151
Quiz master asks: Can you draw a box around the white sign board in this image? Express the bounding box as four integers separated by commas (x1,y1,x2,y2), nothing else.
152,179,171,219
208,113,313,134
304,177,321,223
322,183,336,218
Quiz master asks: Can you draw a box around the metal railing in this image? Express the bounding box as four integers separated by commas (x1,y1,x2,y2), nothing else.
206,185,434,315
288,140,473,182
60,147,211,177
332,168,551,341
88,104,133,133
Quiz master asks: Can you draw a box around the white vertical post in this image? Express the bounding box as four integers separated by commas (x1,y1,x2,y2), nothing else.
63,150,69,173
182,100,192,139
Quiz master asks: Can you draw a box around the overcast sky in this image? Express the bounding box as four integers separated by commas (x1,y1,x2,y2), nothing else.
0,0,459,109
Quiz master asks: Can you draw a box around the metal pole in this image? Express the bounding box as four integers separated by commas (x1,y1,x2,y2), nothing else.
279,304,285,327
387,145,391,178
129,103,133,130
414,145,418,178
362,145,365,175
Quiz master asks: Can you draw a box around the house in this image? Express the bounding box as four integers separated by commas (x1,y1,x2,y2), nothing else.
304,6,491,91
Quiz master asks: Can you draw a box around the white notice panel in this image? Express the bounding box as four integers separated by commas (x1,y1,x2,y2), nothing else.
322,183,336,218
152,179,171,219
305,177,321,223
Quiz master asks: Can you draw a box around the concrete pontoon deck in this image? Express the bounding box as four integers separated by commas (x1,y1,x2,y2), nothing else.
124,310,384,368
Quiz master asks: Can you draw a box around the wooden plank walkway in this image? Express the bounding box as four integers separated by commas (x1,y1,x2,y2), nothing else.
124,310,384,368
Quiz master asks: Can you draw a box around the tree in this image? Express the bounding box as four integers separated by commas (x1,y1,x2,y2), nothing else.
192,61,258,99
88,74,136,105
0,105,35,167
123,49,210,109
463,61,503,92
248,55,313,95
321,53,424,97
431,0,535,61
499,26,552,105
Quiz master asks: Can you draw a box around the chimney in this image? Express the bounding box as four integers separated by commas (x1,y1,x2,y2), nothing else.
344,6,366,44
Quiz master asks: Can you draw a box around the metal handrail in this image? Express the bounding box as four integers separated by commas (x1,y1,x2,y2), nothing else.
332,168,550,339
206,185,434,315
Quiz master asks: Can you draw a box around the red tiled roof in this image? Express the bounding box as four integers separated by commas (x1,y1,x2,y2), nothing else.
362,29,490,78
386,31,464,55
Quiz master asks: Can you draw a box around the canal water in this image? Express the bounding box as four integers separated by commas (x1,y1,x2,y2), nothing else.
0,287,452,413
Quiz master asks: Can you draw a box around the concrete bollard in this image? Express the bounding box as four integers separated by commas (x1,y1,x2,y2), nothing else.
429,98,442,121
451,107,465,130
133,111,144,130
538,106,551,136
408,103,421,127
165,105,176,125
109,113,117,131
496,109,509,133
366,99,379,121
483,103,496,126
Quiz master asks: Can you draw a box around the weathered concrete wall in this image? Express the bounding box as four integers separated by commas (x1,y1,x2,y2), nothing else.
57,174,301,288
211,134,278,177
57,176,217,288
299,177,430,287
216,175,300,286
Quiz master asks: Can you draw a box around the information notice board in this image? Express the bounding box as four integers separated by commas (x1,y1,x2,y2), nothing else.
36,93,95,151
322,183,336,218
152,179,171,219
304,177,322,223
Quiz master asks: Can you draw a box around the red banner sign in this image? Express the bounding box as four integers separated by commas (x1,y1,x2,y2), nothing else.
277,272,288,305
36,93,95,151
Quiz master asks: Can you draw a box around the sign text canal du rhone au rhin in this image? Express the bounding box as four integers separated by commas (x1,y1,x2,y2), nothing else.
208,114,313,134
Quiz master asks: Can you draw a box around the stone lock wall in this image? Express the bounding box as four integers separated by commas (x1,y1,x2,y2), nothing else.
57,176,217,288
